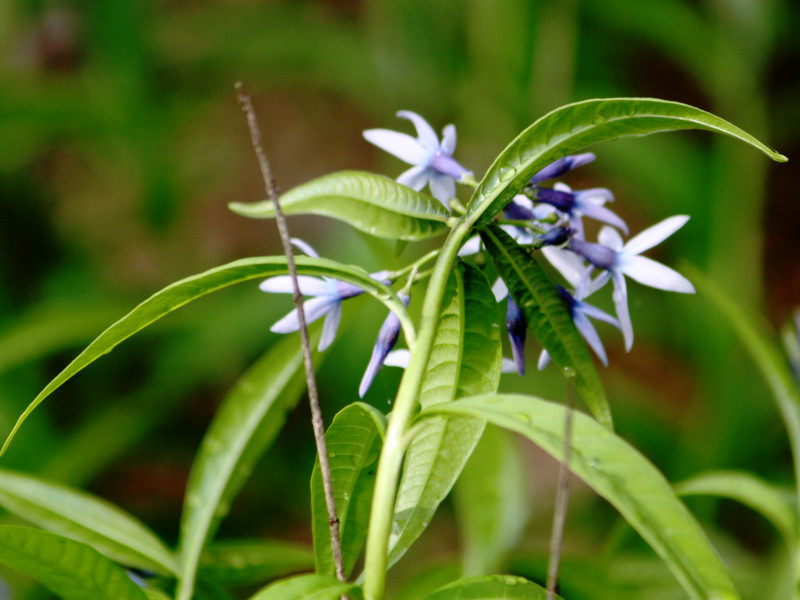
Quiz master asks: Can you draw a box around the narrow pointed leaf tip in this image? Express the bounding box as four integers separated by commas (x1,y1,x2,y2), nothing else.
467,98,787,226
229,170,450,241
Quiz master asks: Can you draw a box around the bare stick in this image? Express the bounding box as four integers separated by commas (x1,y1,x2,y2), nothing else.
236,82,346,583
546,376,576,600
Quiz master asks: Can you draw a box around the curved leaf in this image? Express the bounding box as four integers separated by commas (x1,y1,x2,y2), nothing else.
424,574,557,599
2,255,412,455
481,226,611,427
200,539,314,587
385,263,501,569
311,402,386,577
423,394,740,600
0,467,176,575
466,98,786,226
0,525,147,600
229,171,450,241
675,470,798,544
176,327,324,600
688,267,800,504
248,573,361,600
454,426,529,575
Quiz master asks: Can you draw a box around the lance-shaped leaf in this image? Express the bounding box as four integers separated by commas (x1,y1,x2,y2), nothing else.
0,525,147,600
0,467,176,575
247,573,362,600
2,256,412,455
176,327,324,600
676,470,798,545
466,98,786,226
422,394,741,600
481,225,611,427
454,425,529,576
229,171,450,241
424,574,558,600
386,263,502,569
200,539,314,587
311,402,386,578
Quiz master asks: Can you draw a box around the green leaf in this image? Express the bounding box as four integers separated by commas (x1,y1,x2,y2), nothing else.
385,263,502,569
676,470,798,545
229,171,450,241
311,402,386,577
480,226,611,427
247,573,362,600
688,267,800,503
424,574,558,599
2,255,411,455
0,467,176,575
176,327,324,600
454,425,529,575
466,98,787,226
423,394,741,600
0,525,147,600
200,539,314,587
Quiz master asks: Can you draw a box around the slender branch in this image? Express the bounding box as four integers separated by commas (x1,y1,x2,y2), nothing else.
235,82,346,583
547,376,576,600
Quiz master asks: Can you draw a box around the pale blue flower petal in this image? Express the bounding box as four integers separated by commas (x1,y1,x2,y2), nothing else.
270,295,337,334
579,203,629,235
319,301,343,351
441,124,457,154
610,270,633,351
501,357,518,373
573,311,608,366
598,225,624,252
492,277,508,301
537,350,551,371
458,235,482,257
577,301,620,328
397,110,439,151
384,349,410,368
396,165,430,191
620,255,696,293
260,275,331,296
429,174,455,205
623,215,689,256
363,129,428,165
290,237,319,258
542,246,587,288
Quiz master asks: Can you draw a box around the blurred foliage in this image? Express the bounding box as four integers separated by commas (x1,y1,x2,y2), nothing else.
0,0,798,598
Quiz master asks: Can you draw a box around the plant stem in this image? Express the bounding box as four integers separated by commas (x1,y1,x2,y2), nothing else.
235,83,346,583
362,219,471,600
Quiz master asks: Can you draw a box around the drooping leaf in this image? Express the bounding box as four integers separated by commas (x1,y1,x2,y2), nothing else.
676,470,798,545
466,97,786,226
229,171,450,241
311,402,386,577
423,574,557,599
0,467,176,575
422,394,741,600
200,539,314,587
2,255,411,455
176,326,324,600
0,525,147,600
481,226,611,427
247,573,362,600
688,267,800,503
386,263,501,569
454,425,529,575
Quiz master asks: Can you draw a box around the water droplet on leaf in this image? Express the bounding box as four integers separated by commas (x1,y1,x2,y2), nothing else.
499,166,516,181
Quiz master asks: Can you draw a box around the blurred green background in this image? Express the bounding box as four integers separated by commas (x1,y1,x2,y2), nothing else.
1,0,798,598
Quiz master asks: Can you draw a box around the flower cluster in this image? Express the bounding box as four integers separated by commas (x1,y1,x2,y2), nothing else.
260,111,696,394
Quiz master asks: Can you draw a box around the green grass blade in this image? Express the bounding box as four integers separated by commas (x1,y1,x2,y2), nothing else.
0,525,147,600
0,467,176,575
176,327,323,600
481,225,611,427
247,573,362,600
2,256,410,455
385,264,501,569
229,171,450,241
423,574,558,599
454,425,529,576
311,402,386,578
200,539,314,587
466,97,786,226
675,470,798,545
423,394,740,600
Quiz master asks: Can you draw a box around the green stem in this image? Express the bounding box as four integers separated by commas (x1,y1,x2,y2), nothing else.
362,219,471,600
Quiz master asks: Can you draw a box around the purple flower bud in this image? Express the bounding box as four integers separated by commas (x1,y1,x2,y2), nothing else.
535,187,576,212
529,153,595,184
503,198,536,221
568,237,618,270
537,226,573,247
359,294,411,397
506,296,527,376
